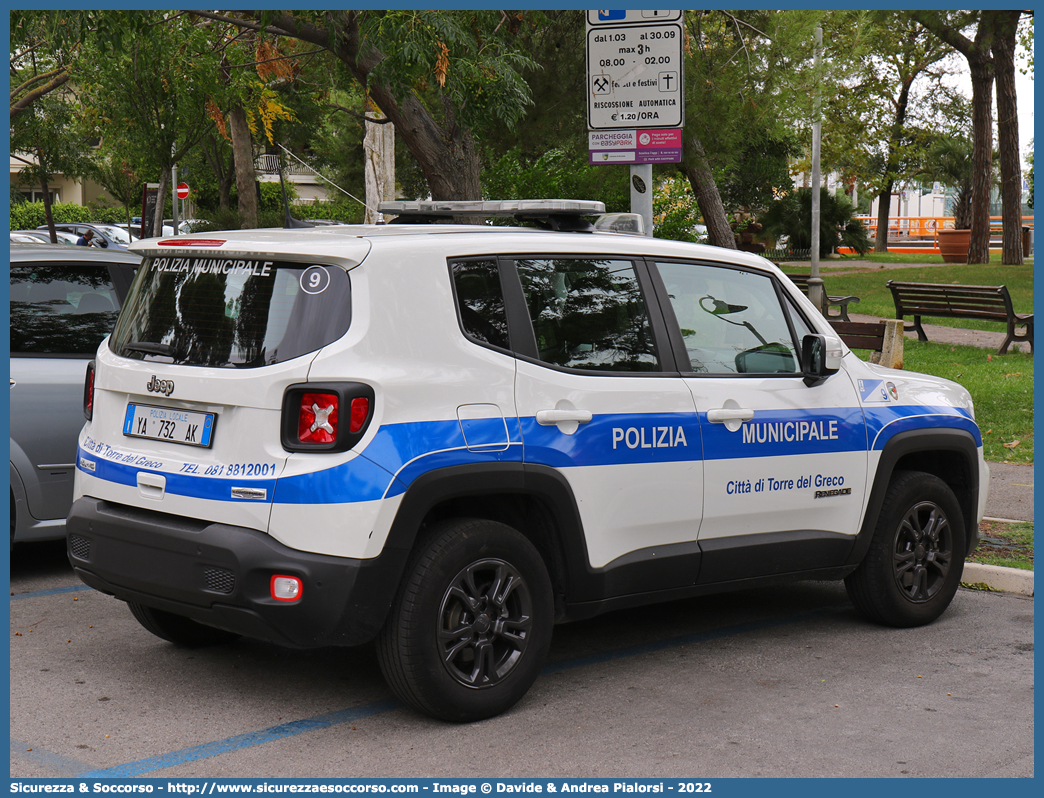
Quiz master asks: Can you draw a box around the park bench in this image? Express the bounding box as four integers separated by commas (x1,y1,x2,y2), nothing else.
786,273,861,322
886,280,1033,355
827,319,904,369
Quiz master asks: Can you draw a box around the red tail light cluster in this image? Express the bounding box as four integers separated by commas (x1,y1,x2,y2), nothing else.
281,383,374,453
83,362,96,421
298,392,340,444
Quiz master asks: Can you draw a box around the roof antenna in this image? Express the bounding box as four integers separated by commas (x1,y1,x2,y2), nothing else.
279,149,313,229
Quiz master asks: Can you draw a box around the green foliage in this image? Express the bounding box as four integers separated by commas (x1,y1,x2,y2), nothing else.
481,147,629,212
716,132,801,214
10,201,91,229
10,93,94,196
653,178,704,243
363,10,538,136
898,339,1033,464
758,188,871,256
919,136,974,228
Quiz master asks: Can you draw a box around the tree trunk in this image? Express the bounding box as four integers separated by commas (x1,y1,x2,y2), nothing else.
39,171,56,243
874,184,893,253
680,133,736,249
201,135,234,211
910,11,997,264
967,58,995,264
875,77,913,254
229,104,258,228
993,11,1024,265
153,170,169,237
363,98,395,223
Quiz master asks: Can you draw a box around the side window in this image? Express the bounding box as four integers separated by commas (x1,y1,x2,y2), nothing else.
450,259,510,350
655,260,800,374
10,264,121,355
515,257,658,372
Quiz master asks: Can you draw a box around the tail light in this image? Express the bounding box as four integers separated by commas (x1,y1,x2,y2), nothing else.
281,383,375,453
83,362,96,420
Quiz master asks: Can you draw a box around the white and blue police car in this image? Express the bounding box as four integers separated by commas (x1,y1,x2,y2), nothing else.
68,200,989,721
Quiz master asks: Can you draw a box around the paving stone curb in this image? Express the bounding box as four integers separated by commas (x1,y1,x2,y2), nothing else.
962,562,1034,596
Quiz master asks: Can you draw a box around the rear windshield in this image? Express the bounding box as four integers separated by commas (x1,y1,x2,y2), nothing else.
109,256,351,368
10,263,120,356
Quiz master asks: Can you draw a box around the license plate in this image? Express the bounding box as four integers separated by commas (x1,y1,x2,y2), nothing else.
123,403,216,448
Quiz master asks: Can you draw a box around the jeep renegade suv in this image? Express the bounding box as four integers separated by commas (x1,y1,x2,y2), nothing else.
68,200,988,721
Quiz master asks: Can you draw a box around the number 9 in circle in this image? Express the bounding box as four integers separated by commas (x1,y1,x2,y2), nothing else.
300,265,331,295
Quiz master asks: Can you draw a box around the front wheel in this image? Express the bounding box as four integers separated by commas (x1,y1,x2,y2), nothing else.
376,518,554,722
845,471,966,627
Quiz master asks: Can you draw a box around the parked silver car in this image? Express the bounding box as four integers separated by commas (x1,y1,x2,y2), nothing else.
9,244,140,547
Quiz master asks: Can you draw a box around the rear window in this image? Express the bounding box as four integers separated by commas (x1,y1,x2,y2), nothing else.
10,263,120,356
108,257,351,368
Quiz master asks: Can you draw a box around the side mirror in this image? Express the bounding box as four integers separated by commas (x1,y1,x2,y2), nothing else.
802,334,841,386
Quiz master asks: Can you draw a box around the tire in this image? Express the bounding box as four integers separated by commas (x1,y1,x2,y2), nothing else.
128,602,241,647
376,518,554,722
845,471,965,628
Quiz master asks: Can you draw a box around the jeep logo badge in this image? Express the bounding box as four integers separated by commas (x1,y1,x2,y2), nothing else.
147,376,175,396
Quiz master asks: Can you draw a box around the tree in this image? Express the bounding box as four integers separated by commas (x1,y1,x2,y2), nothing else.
919,136,975,229
758,187,871,257
9,11,82,117
73,12,221,236
193,10,538,204
827,13,955,252
10,94,93,241
679,10,852,248
911,11,1026,264
87,145,144,232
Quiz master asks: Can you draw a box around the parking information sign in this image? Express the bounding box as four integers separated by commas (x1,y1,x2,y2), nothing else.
587,11,684,131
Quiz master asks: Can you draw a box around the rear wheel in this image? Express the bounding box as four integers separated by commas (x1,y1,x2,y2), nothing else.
845,471,965,627
128,602,241,647
376,518,554,722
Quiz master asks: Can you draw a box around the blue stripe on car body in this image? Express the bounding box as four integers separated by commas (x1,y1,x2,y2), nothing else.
76,405,978,506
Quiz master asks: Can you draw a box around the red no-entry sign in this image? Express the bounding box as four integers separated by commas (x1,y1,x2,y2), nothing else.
176,182,190,200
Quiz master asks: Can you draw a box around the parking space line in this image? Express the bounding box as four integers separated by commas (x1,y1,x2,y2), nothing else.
76,700,401,777
48,603,847,778
10,584,91,601
10,738,93,776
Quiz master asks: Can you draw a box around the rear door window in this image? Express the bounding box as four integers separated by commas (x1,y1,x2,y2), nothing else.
109,258,352,368
513,257,660,372
10,263,121,356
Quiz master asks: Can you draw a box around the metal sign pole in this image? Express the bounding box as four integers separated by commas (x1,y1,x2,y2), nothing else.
630,165,654,236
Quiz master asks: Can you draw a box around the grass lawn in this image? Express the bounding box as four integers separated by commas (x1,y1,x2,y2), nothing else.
780,261,1034,331
969,520,1034,571
856,338,1034,464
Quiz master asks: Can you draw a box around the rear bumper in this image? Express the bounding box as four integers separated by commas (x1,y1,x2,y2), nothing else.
66,497,406,647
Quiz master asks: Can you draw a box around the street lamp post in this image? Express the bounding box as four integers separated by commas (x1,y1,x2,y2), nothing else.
807,26,825,311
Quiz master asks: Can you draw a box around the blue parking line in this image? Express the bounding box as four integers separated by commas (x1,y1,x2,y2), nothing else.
10,738,93,776
78,700,402,777
62,603,847,778
10,584,91,600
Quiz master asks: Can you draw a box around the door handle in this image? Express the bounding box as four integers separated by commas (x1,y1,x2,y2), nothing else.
536,409,593,426
707,408,754,424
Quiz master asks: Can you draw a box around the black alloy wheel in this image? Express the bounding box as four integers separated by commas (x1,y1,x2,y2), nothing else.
438,556,534,688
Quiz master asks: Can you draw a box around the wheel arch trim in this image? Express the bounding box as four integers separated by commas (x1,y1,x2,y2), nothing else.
847,428,981,566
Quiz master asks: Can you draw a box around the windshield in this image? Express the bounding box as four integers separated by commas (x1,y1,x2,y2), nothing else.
93,225,133,245
109,257,352,368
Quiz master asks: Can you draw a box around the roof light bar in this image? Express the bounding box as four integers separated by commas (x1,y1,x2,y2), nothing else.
378,199,606,218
